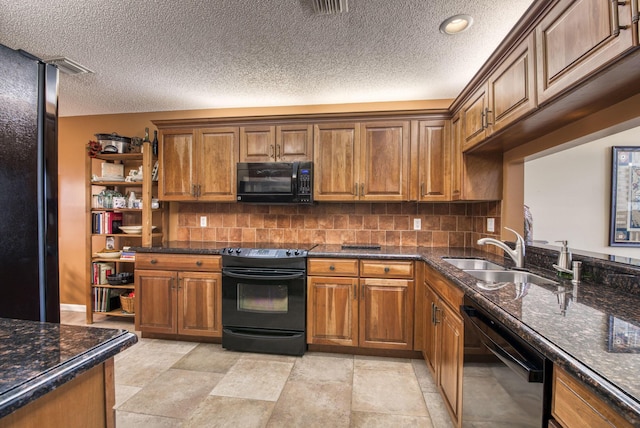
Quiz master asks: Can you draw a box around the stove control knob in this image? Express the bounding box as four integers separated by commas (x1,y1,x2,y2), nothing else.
227,248,234,254
285,249,292,256
235,248,242,254
294,250,300,255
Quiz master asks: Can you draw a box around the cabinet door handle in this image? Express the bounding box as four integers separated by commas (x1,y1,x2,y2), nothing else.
276,144,281,160
485,108,493,126
611,0,628,37
270,144,275,159
353,283,357,299
632,0,639,24
192,185,197,197
384,267,390,273
329,265,335,271
434,306,441,324
481,109,486,129
431,302,436,324
150,259,157,264
196,260,202,266
420,183,425,197
360,183,364,197
197,184,202,198
354,183,358,196
170,277,176,290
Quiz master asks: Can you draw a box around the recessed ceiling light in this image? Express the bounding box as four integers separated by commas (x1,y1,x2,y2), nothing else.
439,14,473,35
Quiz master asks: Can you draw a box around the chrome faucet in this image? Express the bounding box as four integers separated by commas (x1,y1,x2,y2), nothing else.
477,227,525,269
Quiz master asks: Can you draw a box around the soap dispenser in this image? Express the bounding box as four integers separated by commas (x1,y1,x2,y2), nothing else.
555,240,572,270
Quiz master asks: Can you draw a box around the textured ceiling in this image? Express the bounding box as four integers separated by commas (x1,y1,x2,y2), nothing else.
0,0,534,117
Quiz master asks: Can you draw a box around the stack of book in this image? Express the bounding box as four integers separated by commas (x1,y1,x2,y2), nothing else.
120,247,136,261
92,262,115,285
94,287,123,312
91,212,123,234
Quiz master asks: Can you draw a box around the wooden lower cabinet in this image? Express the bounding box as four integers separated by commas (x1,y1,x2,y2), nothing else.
307,258,414,351
551,366,633,428
136,270,222,337
420,262,464,427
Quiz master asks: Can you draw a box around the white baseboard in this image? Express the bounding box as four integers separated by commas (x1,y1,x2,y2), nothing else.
60,303,86,312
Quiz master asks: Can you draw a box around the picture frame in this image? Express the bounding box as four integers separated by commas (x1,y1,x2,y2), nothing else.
609,146,640,246
607,316,640,353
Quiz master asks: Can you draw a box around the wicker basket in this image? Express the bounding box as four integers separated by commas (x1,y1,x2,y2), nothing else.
120,294,135,314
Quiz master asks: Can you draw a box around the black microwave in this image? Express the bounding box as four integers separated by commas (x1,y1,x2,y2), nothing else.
236,161,313,204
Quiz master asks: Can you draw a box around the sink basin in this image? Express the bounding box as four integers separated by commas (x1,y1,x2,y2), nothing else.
443,258,504,270
463,269,557,286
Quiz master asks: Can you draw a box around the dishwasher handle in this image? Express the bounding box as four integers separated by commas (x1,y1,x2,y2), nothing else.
461,305,544,383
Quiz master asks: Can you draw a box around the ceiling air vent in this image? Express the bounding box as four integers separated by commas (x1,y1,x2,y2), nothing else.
44,57,93,75
311,0,348,14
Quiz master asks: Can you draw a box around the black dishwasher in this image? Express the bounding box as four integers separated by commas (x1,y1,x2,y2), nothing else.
461,296,552,427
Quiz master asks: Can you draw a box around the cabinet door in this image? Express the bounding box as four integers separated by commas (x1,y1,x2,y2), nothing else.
423,283,439,376
415,120,450,201
159,129,196,201
239,125,276,162
360,121,410,201
489,33,536,134
536,0,633,104
197,127,238,201
276,124,313,161
359,277,414,350
307,276,358,347
437,301,463,426
313,123,360,201
177,272,222,337
461,85,489,151
135,269,177,334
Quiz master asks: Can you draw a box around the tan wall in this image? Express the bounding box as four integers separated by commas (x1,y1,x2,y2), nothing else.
59,100,452,305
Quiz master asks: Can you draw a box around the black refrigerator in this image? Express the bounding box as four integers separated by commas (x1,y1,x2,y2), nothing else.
0,43,60,322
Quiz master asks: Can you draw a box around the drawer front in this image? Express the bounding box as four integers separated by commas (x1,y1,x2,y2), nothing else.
424,262,463,309
135,253,221,272
360,260,414,279
308,258,359,277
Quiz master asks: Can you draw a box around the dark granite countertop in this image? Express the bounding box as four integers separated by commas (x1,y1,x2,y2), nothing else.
131,241,640,424
0,318,137,418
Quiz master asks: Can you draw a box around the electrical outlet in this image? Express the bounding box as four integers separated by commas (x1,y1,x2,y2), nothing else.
487,218,495,232
413,218,421,230
200,216,207,227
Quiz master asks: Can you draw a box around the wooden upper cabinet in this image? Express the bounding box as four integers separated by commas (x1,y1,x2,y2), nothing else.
314,121,409,202
536,0,633,104
450,115,462,200
462,33,536,151
489,32,537,134
239,124,312,162
158,129,196,200
360,121,410,201
159,127,238,201
277,124,313,161
197,127,238,201
461,85,489,151
239,125,276,162
412,119,450,201
313,123,360,201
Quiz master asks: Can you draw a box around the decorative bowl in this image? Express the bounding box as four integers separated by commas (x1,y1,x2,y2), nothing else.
95,251,122,258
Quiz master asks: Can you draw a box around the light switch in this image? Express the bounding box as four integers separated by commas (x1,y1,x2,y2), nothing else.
487,218,495,232
200,216,207,227
413,218,421,230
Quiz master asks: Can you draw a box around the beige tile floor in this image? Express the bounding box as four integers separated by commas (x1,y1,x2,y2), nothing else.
61,311,453,427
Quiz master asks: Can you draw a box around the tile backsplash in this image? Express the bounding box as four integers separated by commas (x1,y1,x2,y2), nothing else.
176,201,502,249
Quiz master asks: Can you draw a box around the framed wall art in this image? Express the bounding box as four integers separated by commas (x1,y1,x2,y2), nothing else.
609,146,640,246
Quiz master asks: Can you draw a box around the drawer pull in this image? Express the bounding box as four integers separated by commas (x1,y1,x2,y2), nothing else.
196,260,202,266
150,259,157,264
329,265,335,271
384,267,390,273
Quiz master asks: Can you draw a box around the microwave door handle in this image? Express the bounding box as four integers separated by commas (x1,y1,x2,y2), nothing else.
461,306,543,383
292,161,299,196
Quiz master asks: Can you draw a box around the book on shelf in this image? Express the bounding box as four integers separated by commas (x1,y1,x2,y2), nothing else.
91,211,123,234
92,262,115,285
94,287,126,312
120,246,136,261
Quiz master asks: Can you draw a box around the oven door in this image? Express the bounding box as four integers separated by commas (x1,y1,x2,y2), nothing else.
236,162,295,203
222,267,306,331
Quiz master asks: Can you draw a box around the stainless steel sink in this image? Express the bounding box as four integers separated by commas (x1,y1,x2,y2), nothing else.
463,269,557,286
443,258,504,270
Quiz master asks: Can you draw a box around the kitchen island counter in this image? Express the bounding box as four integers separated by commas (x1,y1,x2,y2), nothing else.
0,318,137,423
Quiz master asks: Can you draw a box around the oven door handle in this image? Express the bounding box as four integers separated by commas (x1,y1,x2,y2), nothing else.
461,305,543,383
222,270,305,281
